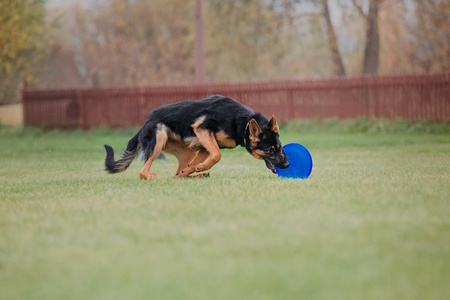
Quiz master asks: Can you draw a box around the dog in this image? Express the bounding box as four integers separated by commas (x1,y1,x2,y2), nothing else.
104,95,290,179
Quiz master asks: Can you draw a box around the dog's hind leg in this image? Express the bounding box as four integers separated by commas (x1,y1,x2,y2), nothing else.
162,140,197,177
175,149,197,175
176,152,200,177
139,127,168,180
175,150,209,178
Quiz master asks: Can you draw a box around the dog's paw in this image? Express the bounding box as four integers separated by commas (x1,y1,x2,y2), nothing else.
195,163,206,172
193,172,210,178
139,172,157,180
174,172,210,179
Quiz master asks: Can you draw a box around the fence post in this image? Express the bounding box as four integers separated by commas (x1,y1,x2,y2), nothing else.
287,88,295,120
21,82,27,127
77,90,88,130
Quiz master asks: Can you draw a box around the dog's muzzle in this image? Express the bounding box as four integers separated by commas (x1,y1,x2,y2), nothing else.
264,155,290,174
275,149,290,169
278,160,290,169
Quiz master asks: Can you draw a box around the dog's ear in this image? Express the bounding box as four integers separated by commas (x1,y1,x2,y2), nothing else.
248,119,262,143
266,115,279,134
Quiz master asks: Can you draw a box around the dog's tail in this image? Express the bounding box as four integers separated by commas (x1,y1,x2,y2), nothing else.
104,130,141,174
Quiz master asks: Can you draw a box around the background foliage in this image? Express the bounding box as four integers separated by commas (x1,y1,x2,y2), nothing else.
0,0,449,104
0,0,49,104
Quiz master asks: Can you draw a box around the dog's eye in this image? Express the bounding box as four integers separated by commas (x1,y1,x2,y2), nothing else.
266,149,275,155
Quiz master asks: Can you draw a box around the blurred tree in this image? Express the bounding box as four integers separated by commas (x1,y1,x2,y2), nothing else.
35,0,449,90
351,0,383,74
408,0,450,72
195,0,205,83
65,0,338,83
283,0,348,76
73,0,194,87
377,1,416,74
321,0,346,76
293,0,383,75
204,0,292,81
0,0,48,104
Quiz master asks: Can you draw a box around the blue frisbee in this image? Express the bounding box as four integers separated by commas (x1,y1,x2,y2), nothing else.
275,143,313,179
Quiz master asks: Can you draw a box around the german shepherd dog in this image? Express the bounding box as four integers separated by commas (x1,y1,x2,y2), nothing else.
104,95,289,179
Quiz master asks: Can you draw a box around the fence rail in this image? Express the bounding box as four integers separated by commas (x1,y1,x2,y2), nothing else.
22,72,450,129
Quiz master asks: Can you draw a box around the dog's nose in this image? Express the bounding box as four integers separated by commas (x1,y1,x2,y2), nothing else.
279,160,290,169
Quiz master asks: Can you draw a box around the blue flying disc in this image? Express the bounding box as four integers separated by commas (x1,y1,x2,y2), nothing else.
275,143,313,179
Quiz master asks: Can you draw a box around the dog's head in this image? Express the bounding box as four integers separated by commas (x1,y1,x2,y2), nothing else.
245,115,290,173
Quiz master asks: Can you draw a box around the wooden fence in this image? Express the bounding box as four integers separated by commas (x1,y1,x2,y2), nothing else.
22,72,450,129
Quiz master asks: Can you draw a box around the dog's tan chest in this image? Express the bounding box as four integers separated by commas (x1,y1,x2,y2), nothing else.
215,131,237,149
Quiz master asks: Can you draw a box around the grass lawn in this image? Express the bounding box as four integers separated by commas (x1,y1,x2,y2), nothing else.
1,121,449,300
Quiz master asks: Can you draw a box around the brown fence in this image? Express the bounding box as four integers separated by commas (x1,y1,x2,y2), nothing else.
22,72,450,129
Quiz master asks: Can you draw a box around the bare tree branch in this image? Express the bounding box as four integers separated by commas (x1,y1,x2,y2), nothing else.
351,0,368,22
321,0,346,76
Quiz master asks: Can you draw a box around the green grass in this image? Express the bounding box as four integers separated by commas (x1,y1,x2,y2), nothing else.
1,121,449,300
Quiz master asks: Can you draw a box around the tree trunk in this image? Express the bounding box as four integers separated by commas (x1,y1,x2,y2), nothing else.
321,0,346,76
363,0,381,74
195,0,205,83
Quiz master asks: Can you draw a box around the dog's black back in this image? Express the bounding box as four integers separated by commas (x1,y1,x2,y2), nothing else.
142,95,254,147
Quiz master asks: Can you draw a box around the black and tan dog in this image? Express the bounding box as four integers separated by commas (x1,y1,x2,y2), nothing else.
104,95,289,179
